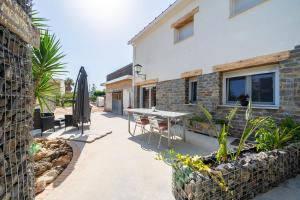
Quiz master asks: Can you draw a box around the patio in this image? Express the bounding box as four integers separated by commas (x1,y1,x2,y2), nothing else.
36,112,300,200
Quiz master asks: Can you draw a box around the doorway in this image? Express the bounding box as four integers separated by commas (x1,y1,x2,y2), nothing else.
140,85,156,108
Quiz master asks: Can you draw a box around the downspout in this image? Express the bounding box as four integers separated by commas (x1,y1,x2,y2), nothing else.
132,44,136,108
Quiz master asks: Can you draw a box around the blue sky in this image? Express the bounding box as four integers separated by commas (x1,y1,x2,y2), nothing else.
34,0,175,90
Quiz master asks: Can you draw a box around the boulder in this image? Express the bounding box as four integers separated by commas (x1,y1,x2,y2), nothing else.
34,150,48,162
52,154,72,168
35,179,46,194
34,161,52,177
39,169,60,184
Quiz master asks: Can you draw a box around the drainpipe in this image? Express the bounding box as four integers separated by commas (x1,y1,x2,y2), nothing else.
132,45,136,108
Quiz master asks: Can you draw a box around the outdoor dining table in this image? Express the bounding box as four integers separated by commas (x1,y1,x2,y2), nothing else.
126,108,191,147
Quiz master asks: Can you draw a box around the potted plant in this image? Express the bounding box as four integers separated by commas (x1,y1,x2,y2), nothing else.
238,94,249,106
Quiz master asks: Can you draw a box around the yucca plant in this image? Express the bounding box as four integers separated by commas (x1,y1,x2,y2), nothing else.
234,102,268,159
199,105,238,163
31,12,67,111
32,31,67,111
31,10,49,31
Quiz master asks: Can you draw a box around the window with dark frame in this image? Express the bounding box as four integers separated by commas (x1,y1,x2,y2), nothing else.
226,72,275,105
190,81,197,103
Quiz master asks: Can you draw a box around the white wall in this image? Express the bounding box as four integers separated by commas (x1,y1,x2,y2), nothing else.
133,0,300,82
123,88,131,115
105,93,112,112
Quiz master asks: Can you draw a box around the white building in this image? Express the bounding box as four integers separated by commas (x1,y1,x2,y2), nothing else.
128,0,300,135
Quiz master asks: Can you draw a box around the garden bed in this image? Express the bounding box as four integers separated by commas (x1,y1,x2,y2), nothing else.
172,142,300,200
33,138,73,195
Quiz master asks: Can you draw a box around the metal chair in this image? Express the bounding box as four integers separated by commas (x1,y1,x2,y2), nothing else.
133,114,149,139
148,117,170,149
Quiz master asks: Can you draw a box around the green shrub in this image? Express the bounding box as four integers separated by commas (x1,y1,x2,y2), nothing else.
157,149,228,191
255,117,299,151
29,143,42,156
280,117,300,140
199,104,238,163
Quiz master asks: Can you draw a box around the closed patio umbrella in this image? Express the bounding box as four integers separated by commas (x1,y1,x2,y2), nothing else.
73,66,91,134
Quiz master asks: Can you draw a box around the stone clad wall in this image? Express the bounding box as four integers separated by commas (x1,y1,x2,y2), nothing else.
154,45,300,136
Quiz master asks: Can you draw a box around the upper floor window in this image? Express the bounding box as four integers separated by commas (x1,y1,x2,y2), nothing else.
172,7,198,43
230,0,267,17
223,65,279,107
175,21,194,42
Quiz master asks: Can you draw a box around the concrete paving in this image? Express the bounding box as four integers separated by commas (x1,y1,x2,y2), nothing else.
37,112,300,200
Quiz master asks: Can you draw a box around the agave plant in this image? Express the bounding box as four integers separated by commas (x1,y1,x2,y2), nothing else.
32,31,67,111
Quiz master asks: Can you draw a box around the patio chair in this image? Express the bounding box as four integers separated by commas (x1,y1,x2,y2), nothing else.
33,108,55,136
133,114,149,139
148,117,171,149
65,115,79,130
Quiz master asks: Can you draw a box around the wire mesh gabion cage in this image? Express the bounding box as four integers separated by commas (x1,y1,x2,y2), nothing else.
0,24,35,199
15,0,33,15
172,142,300,200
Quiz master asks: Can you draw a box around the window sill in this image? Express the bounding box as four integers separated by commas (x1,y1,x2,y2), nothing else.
184,103,197,106
218,104,279,110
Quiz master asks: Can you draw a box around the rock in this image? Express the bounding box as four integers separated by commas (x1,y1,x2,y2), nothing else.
34,150,48,162
0,184,5,197
52,155,72,168
39,169,60,184
34,161,52,177
3,139,16,155
240,169,250,182
215,163,236,174
35,179,46,194
1,192,11,200
0,98,6,107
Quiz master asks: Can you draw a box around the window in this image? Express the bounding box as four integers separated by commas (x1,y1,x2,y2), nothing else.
172,7,198,43
189,78,197,104
175,21,194,42
230,0,267,16
227,76,246,102
223,66,279,106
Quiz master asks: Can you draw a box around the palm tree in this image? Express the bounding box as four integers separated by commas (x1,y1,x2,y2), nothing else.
32,31,67,111
65,78,75,93
31,12,67,111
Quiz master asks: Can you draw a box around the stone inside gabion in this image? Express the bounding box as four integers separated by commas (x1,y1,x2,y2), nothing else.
0,25,34,200
172,142,300,200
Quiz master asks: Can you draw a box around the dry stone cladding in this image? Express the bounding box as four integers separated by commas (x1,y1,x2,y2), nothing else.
153,45,300,136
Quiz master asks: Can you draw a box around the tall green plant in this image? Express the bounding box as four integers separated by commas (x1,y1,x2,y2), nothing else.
255,118,300,151
31,10,49,31
234,102,268,159
32,31,67,111
199,105,238,163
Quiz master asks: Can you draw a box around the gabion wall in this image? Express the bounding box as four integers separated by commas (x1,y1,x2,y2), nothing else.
173,142,300,200
0,25,34,199
15,0,32,15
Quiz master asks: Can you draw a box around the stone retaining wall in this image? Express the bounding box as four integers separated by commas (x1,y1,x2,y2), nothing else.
173,142,300,200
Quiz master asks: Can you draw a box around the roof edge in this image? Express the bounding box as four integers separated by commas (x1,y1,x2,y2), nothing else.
128,0,185,45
